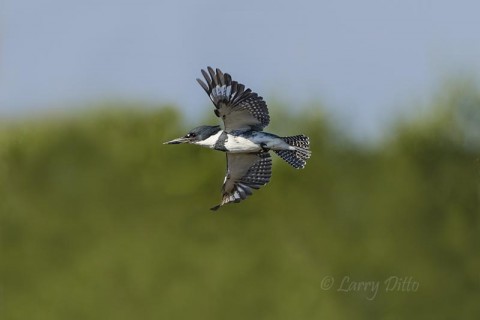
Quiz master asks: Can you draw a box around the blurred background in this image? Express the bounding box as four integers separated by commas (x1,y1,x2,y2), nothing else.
1,0,479,319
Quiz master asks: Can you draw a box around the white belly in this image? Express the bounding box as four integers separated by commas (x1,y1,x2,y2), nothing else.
224,135,262,153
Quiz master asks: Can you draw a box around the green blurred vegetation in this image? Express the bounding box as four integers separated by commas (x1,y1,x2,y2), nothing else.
1,83,479,319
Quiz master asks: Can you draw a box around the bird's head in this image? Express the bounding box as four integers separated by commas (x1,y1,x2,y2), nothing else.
164,125,221,145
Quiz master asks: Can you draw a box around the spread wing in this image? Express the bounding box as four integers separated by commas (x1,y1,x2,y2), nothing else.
197,67,270,132
211,152,272,210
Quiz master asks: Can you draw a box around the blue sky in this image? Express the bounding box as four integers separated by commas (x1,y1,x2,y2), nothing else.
1,0,480,139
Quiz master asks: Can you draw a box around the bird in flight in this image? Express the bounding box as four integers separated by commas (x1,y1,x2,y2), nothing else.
165,67,311,210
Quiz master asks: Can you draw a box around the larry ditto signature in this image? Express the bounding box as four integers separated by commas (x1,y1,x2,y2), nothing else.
320,275,419,300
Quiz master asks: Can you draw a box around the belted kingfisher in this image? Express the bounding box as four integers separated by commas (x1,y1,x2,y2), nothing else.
165,67,311,210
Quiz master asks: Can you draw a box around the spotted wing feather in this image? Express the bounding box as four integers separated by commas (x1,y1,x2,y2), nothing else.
197,67,270,132
211,152,272,210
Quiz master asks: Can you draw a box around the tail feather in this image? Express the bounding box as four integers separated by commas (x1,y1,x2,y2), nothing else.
274,135,311,169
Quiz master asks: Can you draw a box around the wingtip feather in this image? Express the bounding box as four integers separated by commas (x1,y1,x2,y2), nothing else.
201,69,212,87
210,204,221,211
207,67,216,84
196,78,209,93
216,68,224,86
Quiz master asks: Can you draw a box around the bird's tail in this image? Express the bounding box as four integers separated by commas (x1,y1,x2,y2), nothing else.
274,135,311,169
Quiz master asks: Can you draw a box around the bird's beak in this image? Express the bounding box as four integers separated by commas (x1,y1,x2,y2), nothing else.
163,137,190,145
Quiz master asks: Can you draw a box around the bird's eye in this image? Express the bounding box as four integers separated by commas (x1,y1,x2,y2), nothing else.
186,133,196,138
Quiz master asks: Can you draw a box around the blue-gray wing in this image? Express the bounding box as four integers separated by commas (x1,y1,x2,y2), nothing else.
211,152,272,210
197,67,270,132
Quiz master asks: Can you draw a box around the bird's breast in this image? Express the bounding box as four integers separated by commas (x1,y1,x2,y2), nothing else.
223,134,263,153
